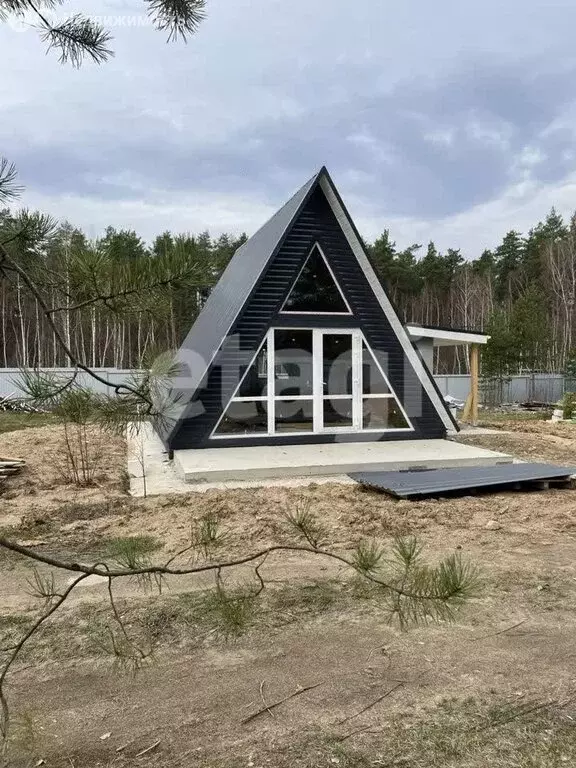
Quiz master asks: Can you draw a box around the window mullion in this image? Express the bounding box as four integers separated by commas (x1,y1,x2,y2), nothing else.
313,329,322,432
267,328,275,434
352,330,361,429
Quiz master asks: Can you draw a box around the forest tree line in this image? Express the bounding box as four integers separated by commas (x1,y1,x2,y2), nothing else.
1,206,576,377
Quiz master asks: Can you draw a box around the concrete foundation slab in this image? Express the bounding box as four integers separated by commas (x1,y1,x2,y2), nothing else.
173,438,512,484
127,424,356,497
128,424,512,496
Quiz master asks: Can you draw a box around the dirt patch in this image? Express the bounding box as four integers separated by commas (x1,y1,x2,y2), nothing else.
2,424,575,554
456,429,576,465
0,425,126,527
2,422,576,766
479,417,576,440
7,598,576,767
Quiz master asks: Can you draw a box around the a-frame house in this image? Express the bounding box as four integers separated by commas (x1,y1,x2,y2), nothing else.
158,167,456,451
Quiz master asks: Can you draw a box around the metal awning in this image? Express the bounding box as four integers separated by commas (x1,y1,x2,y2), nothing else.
406,324,489,347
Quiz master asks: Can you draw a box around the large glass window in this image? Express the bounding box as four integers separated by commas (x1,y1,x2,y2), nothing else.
213,329,413,437
322,333,353,395
274,330,313,397
362,343,391,395
274,399,314,432
215,401,268,435
360,341,409,431
323,398,353,428
362,398,409,430
281,246,350,314
238,340,268,398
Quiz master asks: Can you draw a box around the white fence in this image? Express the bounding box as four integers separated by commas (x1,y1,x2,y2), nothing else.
0,368,138,400
0,368,569,405
435,373,566,405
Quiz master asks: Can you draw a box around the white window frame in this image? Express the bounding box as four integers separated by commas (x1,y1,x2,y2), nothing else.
279,242,352,316
210,327,414,438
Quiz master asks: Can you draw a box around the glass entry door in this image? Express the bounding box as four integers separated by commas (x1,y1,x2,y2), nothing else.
314,330,359,432
271,328,359,433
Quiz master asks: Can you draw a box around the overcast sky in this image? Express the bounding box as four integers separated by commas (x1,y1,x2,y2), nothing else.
3,0,576,256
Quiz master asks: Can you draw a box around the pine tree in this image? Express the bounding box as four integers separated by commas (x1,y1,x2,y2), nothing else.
523,208,568,284
369,229,397,278
494,231,525,302
473,249,496,277
482,309,518,402
510,284,551,399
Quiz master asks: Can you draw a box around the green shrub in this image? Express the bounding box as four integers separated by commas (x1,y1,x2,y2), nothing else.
562,392,576,420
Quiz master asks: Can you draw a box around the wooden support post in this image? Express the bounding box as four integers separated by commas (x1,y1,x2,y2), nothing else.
470,343,479,425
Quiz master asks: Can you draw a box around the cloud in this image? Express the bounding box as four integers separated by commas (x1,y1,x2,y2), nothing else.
21,187,275,242
2,0,576,256
8,59,576,214
356,172,576,256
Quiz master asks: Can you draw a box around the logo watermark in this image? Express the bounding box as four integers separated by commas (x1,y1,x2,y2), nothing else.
7,10,152,32
154,332,425,439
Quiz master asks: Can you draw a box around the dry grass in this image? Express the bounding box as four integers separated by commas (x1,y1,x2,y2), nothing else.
478,413,576,439
207,697,576,768
0,578,365,667
0,422,126,509
2,419,576,767
0,411,57,435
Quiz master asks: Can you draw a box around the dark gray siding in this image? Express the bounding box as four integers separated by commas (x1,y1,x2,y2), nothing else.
157,171,319,445
169,186,447,449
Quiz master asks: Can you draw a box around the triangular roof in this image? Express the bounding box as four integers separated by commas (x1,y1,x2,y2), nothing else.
175,169,320,398
161,167,456,447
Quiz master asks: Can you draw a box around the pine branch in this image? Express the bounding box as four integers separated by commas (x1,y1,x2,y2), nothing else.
0,0,62,15
42,238,205,318
2,0,206,63
0,537,477,606
145,0,205,41
0,573,88,740
0,158,22,203
0,528,478,748
0,209,57,251
16,368,79,404
45,271,198,315
38,10,113,66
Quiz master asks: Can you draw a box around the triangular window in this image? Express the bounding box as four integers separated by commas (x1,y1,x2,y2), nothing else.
214,340,269,436
281,245,350,314
238,340,268,398
214,400,268,435
360,337,411,431
362,342,391,395
362,397,410,430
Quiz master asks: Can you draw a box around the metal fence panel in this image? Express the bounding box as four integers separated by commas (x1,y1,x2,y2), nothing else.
437,373,566,405
0,368,569,406
434,375,471,402
0,368,138,399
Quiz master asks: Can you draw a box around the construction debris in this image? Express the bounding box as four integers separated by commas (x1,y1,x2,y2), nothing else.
350,462,576,500
0,395,42,413
0,457,25,482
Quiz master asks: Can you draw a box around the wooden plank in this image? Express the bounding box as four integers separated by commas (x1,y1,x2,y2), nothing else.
470,343,480,425
461,392,473,422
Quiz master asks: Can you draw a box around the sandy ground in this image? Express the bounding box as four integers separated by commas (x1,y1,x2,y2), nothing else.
1,421,576,766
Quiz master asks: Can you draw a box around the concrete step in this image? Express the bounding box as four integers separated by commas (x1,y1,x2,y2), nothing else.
173,439,512,484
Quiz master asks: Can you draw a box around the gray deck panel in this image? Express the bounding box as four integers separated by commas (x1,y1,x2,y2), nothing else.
350,462,576,498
